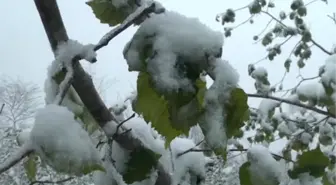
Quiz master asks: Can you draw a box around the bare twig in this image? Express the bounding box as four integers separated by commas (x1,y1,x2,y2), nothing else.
0,104,4,114
29,177,74,185
327,13,336,25
115,113,136,135
176,140,206,157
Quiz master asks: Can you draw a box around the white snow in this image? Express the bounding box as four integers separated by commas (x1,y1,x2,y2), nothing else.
44,39,97,115
29,104,103,175
320,54,336,87
124,10,223,93
201,59,239,151
247,145,284,185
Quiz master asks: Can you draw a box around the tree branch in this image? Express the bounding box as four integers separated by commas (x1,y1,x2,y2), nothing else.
29,177,74,185
246,93,335,118
33,0,171,184
0,103,4,114
0,143,34,174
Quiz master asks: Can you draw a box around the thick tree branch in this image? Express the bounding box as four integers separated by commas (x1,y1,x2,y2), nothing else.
246,93,335,118
33,0,171,184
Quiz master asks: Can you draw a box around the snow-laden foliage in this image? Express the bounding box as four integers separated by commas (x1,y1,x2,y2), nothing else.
30,104,104,175
2,0,336,185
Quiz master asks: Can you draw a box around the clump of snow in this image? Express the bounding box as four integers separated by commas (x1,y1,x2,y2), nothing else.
30,104,103,176
250,66,271,94
124,10,223,93
247,145,284,185
201,59,239,152
320,54,336,87
168,137,208,185
44,39,97,115
16,129,31,146
295,82,328,104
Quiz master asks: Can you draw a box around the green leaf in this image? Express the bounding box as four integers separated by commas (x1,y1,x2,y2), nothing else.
123,147,161,183
82,163,106,175
135,72,185,146
86,0,135,26
239,162,253,185
290,146,330,178
24,154,37,182
225,88,249,138
78,107,100,134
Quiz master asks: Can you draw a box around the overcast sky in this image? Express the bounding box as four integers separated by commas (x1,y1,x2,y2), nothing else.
0,0,335,151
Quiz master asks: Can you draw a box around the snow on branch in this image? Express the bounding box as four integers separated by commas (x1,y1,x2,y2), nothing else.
32,0,171,184
0,141,34,174
94,2,163,51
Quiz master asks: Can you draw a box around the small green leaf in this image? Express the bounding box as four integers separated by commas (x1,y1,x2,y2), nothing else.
86,0,135,26
82,163,106,175
123,147,161,183
24,154,37,181
291,146,330,178
135,72,185,146
226,88,249,138
239,162,253,185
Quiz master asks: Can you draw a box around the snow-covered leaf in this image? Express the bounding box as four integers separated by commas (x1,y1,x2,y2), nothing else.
30,104,105,176
123,147,161,183
24,154,37,181
289,146,330,179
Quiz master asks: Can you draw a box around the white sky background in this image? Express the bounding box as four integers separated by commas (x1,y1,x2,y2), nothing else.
0,0,335,152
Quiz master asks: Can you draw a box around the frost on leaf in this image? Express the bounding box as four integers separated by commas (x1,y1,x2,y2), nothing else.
30,104,104,176
288,146,330,179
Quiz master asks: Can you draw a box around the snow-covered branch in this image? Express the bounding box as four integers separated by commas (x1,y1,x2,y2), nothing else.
246,93,335,118
32,0,171,184
0,142,34,174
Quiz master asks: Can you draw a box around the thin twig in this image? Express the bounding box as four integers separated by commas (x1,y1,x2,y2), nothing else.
30,177,74,185
176,140,205,157
0,104,4,114
115,113,136,135
227,148,295,162
327,13,336,25
261,11,332,55
94,3,158,51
